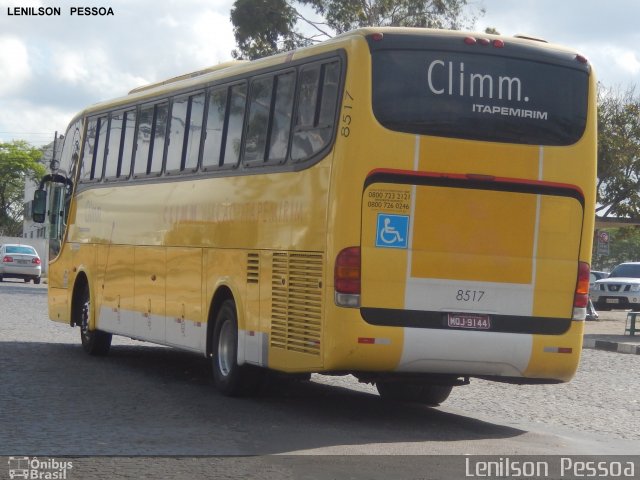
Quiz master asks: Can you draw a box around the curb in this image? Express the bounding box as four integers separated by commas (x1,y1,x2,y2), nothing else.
583,339,640,355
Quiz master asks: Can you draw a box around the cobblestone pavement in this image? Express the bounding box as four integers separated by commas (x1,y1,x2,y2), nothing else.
584,311,632,335
317,349,640,443
305,311,640,446
1,280,638,470
582,311,640,354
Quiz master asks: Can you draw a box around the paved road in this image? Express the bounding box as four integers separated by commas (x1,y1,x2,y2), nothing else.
1,280,638,478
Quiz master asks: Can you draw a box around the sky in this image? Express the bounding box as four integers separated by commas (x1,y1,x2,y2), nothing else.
0,0,638,147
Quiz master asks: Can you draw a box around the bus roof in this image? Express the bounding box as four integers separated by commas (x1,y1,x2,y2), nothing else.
75,27,585,119
127,61,248,95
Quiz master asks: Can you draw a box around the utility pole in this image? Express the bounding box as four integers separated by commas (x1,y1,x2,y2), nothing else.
50,130,59,173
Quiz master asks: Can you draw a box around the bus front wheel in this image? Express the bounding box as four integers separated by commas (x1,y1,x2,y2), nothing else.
211,299,262,396
76,283,112,356
376,381,453,406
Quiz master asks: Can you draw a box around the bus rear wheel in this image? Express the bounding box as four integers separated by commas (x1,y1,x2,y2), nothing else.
376,381,453,406
76,283,112,356
211,299,262,396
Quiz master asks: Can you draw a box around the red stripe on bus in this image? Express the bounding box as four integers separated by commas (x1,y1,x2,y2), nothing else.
366,168,584,197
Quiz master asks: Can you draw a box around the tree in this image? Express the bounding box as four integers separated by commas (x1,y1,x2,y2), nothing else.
231,0,484,59
596,85,640,219
0,141,46,236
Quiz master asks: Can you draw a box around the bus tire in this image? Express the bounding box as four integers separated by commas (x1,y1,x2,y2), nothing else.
76,282,112,356
212,299,262,396
376,381,453,406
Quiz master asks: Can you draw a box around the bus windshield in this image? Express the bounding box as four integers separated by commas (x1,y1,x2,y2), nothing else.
371,47,589,145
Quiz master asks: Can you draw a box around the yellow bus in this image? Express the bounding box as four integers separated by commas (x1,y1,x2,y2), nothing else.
34,27,596,405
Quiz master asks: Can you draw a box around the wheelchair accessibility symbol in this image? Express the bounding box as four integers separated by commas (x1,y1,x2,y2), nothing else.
375,214,409,249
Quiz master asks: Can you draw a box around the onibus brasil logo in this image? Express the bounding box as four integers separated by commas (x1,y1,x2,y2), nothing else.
8,457,73,479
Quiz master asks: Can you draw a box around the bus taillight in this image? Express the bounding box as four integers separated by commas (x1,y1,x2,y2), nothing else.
335,247,361,308
573,261,591,320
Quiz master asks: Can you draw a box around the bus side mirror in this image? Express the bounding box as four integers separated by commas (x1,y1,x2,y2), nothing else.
33,189,47,223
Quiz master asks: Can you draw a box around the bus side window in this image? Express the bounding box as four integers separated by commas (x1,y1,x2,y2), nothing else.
119,109,136,178
59,118,82,182
222,83,247,167
268,71,295,162
318,61,340,126
92,115,108,181
184,92,205,171
202,87,227,170
244,76,274,164
166,95,189,173
104,111,124,179
165,91,207,173
149,101,169,174
134,104,154,176
291,60,340,162
80,118,98,183
295,65,320,130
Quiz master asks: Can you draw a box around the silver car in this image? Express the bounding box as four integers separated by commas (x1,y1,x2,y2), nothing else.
0,244,42,284
591,262,640,310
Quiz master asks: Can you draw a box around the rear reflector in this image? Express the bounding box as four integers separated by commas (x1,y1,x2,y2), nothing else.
358,337,391,345
544,346,573,354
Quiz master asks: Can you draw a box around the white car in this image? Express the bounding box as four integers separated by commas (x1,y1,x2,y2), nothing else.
0,244,42,284
591,262,640,311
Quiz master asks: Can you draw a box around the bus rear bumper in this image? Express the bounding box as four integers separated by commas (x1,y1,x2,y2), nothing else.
396,327,531,377
395,322,583,382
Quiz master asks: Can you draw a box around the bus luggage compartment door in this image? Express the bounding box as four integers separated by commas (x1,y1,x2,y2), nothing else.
360,173,585,329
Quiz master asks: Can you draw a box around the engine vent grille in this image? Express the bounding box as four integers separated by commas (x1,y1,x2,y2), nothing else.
271,251,323,355
247,253,259,284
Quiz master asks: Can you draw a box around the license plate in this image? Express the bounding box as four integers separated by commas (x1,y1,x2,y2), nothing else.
17,260,30,265
447,313,491,330
605,298,620,304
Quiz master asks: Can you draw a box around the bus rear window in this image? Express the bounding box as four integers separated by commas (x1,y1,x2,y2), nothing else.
371,49,589,145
